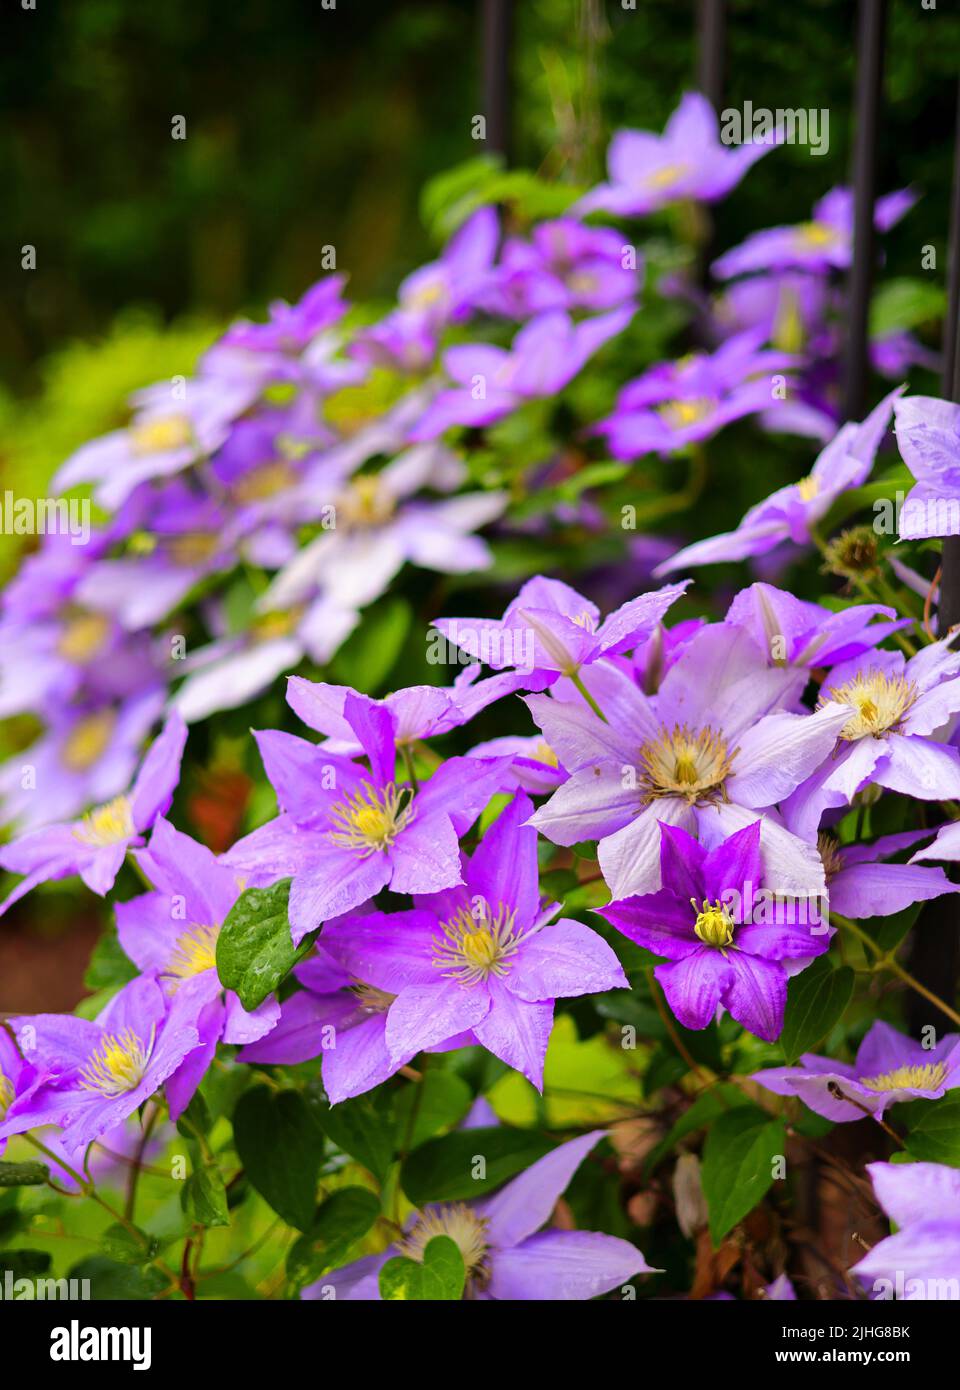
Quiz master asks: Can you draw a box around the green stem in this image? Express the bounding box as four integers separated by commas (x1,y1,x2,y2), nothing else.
569,670,606,723
832,913,960,1028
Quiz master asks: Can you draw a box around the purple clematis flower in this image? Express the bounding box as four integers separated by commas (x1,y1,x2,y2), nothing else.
893,394,960,539
753,1020,960,1121
601,821,830,1041
319,793,627,1088
465,734,567,795
0,975,200,1158
819,828,959,919
724,583,910,672
575,92,772,218
221,692,511,943
115,818,279,1118
783,640,960,840
302,1128,656,1300
712,187,916,279
476,219,639,319
526,622,849,901
407,307,633,440
432,575,689,694
0,1027,42,1155
853,1161,960,1299
655,386,902,573
284,677,472,757
594,330,797,459
0,710,187,914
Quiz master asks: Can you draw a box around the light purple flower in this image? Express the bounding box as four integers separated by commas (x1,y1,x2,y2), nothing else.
753,1020,960,1121
0,975,200,1158
527,622,849,900
783,641,960,840
575,92,772,218
712,187,916,279
476,219,639,319
602,821,830,1041
724,583,910,671
656,386,902,573
408,307,633,440
821,828,959,919
853,1161,960,1298
893,394,960,539
302,1129,656,1300
221,692,511,943
0,709,185,908
115,818,279,1118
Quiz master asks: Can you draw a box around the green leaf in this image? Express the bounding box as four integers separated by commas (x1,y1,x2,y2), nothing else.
898,1094,960,1165
2,1249,52,1280
287,1186,381,1287
314,1089,397,1185
100,1222,159,1265
182,1163,231,1229
233,1085,325,1231
379,1234,466,1301
67,1256,168,1300
870,278,946,337
327,597,412,695
395,1072,472,1150
216,879,310,1011
400,1126,553,1205
175,1091,212,1140
83,925,137,992
779,958,854,1064
0,1161,49,1188
642,1086,743,1177
701,1108,786,1245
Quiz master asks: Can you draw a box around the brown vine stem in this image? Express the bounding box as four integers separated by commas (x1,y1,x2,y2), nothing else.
832,912,960,1028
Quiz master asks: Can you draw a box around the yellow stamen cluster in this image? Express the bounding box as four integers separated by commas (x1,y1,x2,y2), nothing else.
231,460,298,502
73,795,135,848
327,782,414,854
692,898,735,949
164,924,220,986
643,162,691,190
861,1062,947,1094
533,740,560,769
62,710,116,772
637,724,735,804
336,476,396,530
166,533,221,568
0,1069,14,1118
398,1203,490,1283
57,611,111,664
657,398,714,431
432,903,524,986
797,221,840,248
130,415,192,455
820,670,918,741
816,832,845,883
78,1026,155,1097
350,982,396,1014
250,606,304,643
796,475,819,502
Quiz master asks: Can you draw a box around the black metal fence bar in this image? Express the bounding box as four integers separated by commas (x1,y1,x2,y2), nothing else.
482,0,513,162
696,0,726,115
843,0,888,423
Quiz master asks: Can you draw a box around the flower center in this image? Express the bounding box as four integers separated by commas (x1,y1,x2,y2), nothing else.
72,794,135,847
62,710,116,772
432,903,525,986
350,982,396,1014
327,782,414,854
166,533,220,568
861,1062,947,1093
820,670,918,740
692,898,735,948
533,740,560,769
251,606,304,643
337,476,396,530
57,611,111,664
130,415,192,454
398,1203,490,1283
0,1069,14,1118
796,475,819,502
231,459,298,502
797,221,840,248
163,924,220,987
78,1026,156,1097
637,723,735,804
643,161,691,191
817,832,844,882
657,398,714,430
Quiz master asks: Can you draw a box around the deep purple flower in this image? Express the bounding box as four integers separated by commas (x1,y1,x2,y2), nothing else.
319,793,627,1088
724,583,910,672
602,821,829,1041
527,622,849,900
853,1162,960,1298
221,692,510,943
753,1020,960,1121
656,386,902,573
0,709,186,911
712,187,916,279
302,1129,656,1300
575,93,772,218
115,818,278,1118
477,219,639,319
0,975,199,1158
